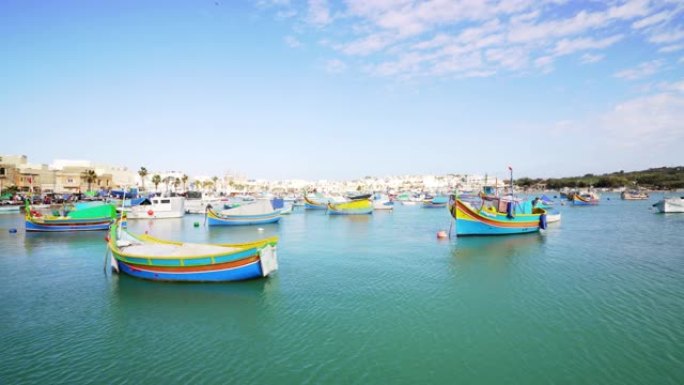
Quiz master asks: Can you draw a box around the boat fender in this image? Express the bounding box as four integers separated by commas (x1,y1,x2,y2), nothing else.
147,209,154,216
506,202,514,219
539,214,547,230
9,228,17,233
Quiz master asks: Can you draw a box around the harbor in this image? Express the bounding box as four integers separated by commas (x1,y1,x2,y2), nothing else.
1,195,683,383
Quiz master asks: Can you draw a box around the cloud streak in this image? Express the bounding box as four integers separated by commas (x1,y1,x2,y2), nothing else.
259,0,684,79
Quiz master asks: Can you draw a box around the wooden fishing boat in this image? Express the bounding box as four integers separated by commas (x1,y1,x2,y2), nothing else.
327,199,373,215
25,201,116,232
448,195,547,236
108,221,278,282
304,195,328,210
207,200,281,226
572,192,600,205
422,196,448,208
621,190,649,200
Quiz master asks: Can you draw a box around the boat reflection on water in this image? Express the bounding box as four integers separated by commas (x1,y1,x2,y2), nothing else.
23,231,105,253
451,232,544,261
109,274,280,333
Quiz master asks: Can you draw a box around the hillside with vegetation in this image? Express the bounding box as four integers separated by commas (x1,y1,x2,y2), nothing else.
516,167,684,190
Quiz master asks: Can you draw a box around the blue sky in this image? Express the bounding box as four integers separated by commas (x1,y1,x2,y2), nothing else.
1,0,683,181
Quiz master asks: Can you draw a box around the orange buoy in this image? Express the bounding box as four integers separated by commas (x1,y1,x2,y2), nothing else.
437,230,448,239
147,209,154,216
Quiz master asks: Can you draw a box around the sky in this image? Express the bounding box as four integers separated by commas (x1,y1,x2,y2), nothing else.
1,0,683,181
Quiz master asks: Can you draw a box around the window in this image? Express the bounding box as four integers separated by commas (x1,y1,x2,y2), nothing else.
0,167,4,176
161,199,170,204
67,178,74,183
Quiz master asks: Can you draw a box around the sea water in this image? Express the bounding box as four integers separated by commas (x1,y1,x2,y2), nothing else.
0,194,683,384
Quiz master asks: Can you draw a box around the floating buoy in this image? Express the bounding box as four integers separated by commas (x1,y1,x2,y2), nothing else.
193,222,199,227
147,209,154,216
104,234,110,242
257,228,264,232
9,228,17,234
436,230,448,239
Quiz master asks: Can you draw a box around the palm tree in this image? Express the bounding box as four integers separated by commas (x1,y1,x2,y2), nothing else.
181,174,188,192
202,180,213,191
81,169,98,192
173,178,180,192
138,167,148,191
212,176,219,193
152,175,161,191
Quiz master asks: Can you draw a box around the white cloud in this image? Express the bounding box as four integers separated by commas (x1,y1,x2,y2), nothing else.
284,35,303,48
258,0,684,79
308,0,331,26
659,44,684,53
614,60,664,80
631,10,672,29
340,33,394,55
552,35,623,56
580,53,605,64
324,58,347,73
648,29,684,44
599,92,684,146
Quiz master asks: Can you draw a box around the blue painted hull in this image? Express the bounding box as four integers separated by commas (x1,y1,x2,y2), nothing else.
116,259,264,282
207,215,281,226
456,219,539,236
25,220,111,232
305,203,327,210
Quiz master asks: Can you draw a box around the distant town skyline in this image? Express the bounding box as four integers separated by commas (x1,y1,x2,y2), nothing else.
2,1,683,180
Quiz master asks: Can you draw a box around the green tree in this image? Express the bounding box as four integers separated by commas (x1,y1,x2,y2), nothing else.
138,167,148,191
212,176,219,192
81,169,98,192
181,174,188,191
152,175,161,191
174,178,180,191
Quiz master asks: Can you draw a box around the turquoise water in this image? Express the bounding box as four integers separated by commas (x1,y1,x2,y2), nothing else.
1,195,683,384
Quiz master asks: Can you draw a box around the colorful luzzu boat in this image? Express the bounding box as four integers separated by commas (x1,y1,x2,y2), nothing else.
206,201,281,226
304,195,328,210
448,195,547,236
25,201,116,232
108,221,278,282
573,192,600,206
327,199,373,215
422,196,448,208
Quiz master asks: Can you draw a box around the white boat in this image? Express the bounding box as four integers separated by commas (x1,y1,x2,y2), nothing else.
0,205,21,213
372,194,394,210
126,196,185,219
621,190,649,200
185,196,224,214
546,212,562,223
279,204,293,215
653,197,684,213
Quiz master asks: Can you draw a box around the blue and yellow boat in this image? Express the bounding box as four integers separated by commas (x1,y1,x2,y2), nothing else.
108,221,278,282
422,196,448,208
304,195,328,210
573,192,599,206
207,201,281,226
448,195,546,236
25,201,116,232
327,199,373,215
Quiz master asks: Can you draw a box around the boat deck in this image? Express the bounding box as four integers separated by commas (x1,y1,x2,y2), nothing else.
118,242,239,258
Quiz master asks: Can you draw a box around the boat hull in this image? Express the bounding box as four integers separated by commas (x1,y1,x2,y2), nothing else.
109,226,278,282
573,194,599,205
450,199,542,236
653,198,684,213
115,257,265,282
327,200,373,215
0,206,21,213
25,217,112,232
207,209,281,226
